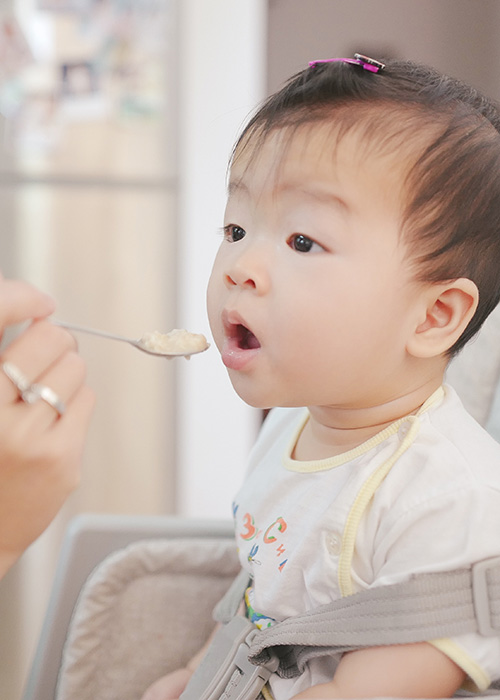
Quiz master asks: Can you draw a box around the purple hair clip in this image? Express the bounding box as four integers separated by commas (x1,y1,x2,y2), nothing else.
309,53,385,74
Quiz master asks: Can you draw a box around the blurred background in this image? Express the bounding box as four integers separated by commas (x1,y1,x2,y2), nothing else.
1,0,500,697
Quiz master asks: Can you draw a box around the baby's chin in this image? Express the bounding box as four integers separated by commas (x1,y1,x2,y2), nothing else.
228,380,270,410
227,377,306,411
223,373,270,410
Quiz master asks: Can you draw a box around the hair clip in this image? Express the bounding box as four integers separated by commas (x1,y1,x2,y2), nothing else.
308,53,385,74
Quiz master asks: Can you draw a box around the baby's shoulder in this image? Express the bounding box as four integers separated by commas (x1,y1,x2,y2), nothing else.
417,385,500,488
369,388,500,535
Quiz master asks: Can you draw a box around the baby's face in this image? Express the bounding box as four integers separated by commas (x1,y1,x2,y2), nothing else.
207,124,428,410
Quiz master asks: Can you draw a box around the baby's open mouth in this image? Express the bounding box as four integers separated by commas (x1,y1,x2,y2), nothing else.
220,314,261,369
235,324,261,350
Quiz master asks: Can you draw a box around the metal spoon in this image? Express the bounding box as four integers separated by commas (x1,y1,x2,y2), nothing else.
54,321,209,358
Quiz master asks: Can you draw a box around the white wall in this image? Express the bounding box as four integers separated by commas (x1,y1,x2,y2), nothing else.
176,0,267,517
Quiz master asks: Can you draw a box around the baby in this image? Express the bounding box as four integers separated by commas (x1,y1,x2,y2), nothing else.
143,55,500,699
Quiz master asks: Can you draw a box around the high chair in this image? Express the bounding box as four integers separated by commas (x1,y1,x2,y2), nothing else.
22,304,500,700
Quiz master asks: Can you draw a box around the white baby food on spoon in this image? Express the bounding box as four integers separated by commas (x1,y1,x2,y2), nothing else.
139,329,209,356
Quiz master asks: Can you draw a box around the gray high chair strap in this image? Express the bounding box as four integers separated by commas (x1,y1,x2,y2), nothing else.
247,559,500,678
181,557,500,700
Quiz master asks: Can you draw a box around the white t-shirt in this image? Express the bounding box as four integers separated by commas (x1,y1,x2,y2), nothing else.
232,386,500,698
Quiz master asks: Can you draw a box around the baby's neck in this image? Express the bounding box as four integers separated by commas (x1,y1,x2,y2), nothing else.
293,380,443,461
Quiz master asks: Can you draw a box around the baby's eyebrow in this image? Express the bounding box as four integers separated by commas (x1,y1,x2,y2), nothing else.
227,179,346,211
278,183,348,211
227,179,249,197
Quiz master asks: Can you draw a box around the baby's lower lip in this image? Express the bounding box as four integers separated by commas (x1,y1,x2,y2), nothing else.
221,335,260,370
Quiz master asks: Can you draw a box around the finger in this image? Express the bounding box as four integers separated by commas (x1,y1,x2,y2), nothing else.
39,385,96,493
0,383,95,559
52,384,96,455
0,280,55,329
0,382,95,485
22,350,88,429
0,321,77,405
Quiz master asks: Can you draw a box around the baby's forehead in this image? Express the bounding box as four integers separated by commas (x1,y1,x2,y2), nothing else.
229,118,418,209
233,100,440,174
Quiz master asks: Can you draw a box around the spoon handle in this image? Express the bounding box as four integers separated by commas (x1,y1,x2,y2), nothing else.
53,320,135,345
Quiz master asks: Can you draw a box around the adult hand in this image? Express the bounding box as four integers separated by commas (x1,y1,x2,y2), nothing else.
0,277,95,578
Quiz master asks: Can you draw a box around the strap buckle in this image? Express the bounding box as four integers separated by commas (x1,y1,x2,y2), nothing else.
180,616,279,700
220,641,279,700
471,556,500,637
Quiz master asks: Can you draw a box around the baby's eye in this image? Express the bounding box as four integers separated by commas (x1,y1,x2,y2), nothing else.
224,224,246,242
287,234,322,253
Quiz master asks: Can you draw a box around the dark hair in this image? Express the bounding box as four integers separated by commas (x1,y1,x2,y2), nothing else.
233,59,500,355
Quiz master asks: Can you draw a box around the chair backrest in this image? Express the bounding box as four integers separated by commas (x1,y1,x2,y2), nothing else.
446,301,500,428
22,515,236,700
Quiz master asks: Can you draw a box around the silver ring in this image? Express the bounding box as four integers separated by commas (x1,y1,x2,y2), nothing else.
1,362,66,417
1,361,32,394
26,383,66,417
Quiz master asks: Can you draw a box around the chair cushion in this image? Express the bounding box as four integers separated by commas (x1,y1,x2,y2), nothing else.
56,537,239,700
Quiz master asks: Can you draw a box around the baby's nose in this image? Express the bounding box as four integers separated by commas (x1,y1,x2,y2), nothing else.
225,269,257,289
224,249,271,293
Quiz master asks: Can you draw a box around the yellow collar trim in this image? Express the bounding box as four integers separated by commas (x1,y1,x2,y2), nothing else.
283,387,445,474
338,385,445,596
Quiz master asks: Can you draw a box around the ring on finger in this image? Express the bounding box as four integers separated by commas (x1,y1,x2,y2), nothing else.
1,361,32,395
1,361,66,417
23,383,66,417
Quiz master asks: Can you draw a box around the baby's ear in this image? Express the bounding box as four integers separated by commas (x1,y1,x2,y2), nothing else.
407,279,479,358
